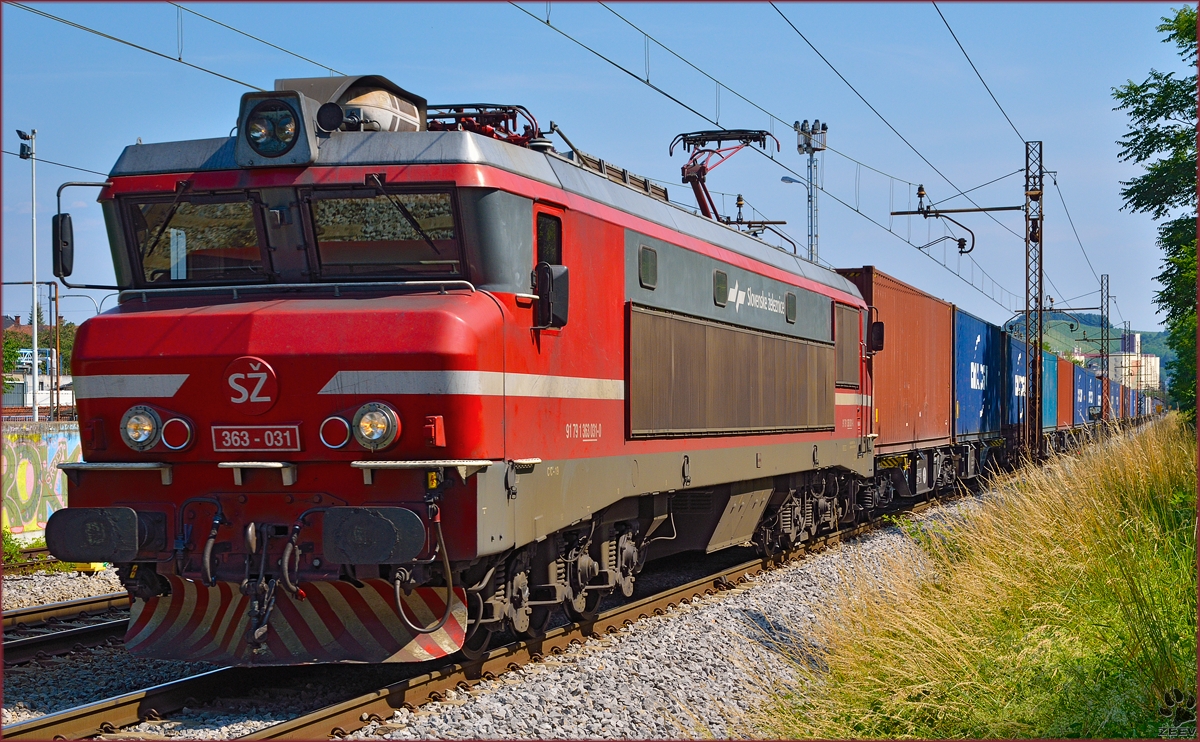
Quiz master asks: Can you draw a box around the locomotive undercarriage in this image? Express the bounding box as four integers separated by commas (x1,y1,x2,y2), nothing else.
100,429,1090,664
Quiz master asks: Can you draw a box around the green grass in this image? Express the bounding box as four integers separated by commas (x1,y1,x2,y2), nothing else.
761,417,1197,738
3,526,80,573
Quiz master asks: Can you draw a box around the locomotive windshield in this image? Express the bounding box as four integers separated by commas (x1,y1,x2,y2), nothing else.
122,188,462,286
129,197,265,284
309,190,461,278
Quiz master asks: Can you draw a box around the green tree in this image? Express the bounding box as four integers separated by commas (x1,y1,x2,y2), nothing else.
38,321,77,374
1113,6,1197,418
2,332,21,393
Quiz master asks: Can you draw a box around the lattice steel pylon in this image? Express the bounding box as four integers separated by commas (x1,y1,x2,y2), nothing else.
1023,141,1044,460
1100,273,1110,419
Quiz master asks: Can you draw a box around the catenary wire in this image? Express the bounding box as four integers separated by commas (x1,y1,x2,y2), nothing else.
771,2,1090,316
168,3,345,76
1049,174,1102,284
926,3,1108,305
6,2,264,90
769,2,1018,229
769,0,1083,307
930,169,1022,206
512,1,1021,312
2,150,108,177
598,2,916,186
931,2,1024,143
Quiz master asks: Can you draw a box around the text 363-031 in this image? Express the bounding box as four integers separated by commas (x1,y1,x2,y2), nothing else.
212,424,302,452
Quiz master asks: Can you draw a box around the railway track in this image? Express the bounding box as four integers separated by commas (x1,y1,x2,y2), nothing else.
2,496,943,741
3,593,131,666
5,546,63,575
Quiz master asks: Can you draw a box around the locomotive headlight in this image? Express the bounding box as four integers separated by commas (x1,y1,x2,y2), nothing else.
352,403,400,451
244,99,300,157
120,405,162,452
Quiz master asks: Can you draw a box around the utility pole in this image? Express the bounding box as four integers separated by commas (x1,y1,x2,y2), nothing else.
1023,141,1044,460
795,119,826,263
18,129,38,421
1100,274,1110,420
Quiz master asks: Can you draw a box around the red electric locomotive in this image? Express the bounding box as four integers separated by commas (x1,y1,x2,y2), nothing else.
47,75,885,665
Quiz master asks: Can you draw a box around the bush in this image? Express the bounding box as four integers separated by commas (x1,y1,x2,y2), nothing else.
761,418,1197,738
3,525,23,564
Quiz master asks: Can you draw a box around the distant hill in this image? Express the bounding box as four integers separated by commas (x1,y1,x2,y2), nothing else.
1002,312,1175,384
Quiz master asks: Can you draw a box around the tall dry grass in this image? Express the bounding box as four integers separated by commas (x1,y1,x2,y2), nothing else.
760,418,1197,738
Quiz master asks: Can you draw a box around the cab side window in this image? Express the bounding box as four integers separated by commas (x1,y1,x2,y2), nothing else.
537,213,562,265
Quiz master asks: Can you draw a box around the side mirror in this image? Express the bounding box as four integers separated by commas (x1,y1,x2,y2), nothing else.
52,213,74,278
54,181,119,290
869,321,885,352
534,262,569,329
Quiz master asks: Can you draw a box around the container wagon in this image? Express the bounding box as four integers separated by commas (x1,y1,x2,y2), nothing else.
951,307,1004,478
837,266,953,496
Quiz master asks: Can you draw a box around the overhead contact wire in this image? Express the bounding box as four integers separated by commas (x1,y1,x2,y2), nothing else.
515,2,1021,311
6,2,264,90
168,3,345,76
1050,176,1102,284
598,2,915,186
932,2,1024,143
928,3,1104,305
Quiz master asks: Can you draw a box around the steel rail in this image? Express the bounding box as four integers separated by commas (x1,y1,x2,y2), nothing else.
4,546,60,575
3,619,127,665
242,498,940,740
2,592,130,629
0,667,301,740
3,498,942,740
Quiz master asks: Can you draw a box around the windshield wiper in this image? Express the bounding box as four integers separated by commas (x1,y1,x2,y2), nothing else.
367,174,441,255
142,181,192,258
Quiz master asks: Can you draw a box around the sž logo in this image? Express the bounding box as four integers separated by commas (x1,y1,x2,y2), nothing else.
224,356,278,416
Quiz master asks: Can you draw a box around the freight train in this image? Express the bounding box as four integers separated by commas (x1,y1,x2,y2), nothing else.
45,75,1154,666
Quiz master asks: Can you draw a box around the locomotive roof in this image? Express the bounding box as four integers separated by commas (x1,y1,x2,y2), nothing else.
110,132,861,299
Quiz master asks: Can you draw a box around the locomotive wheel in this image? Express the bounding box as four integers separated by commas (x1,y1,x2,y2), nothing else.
616,533,639,598
507,571,533,634
460,592,495,660
565,588,603,622
518,605,553,640
460,625,495,660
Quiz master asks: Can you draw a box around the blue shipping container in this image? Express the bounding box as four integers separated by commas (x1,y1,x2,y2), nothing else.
953,309,1004,440
1042,350,1058,431
1005,335,1028,427
1073,365,1088,426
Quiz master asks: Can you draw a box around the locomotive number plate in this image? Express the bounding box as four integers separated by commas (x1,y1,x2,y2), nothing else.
212,424,302,452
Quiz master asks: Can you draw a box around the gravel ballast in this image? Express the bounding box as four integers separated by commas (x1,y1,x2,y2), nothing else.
2,495,980,738
2,568,123,610
1,644,215,726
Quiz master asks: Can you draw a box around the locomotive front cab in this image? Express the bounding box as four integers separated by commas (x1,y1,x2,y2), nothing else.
46,76,544,665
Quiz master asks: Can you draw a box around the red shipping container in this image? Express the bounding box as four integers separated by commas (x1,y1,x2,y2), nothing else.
837,266,952,453
1057,357,1074,429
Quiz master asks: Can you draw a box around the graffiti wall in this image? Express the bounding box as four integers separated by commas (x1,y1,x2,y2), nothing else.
2,422,80,539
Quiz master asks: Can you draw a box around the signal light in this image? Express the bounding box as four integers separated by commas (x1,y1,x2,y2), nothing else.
320,416,351,449
161,418,193,450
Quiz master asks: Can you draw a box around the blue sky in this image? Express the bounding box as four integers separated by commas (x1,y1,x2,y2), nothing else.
2,2,1188,330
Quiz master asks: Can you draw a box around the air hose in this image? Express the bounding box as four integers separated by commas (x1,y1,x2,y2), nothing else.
394,505,456,635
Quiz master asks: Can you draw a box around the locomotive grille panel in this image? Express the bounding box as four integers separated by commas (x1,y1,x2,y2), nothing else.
629,305,835,437
671,491,714,513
